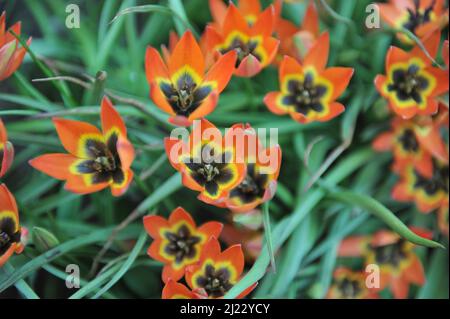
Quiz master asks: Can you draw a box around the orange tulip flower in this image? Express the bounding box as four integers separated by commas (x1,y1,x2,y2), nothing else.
145,30,237,127
0,184,25,267
164,119,247,205
0,11,31,81
264,32,354,123
378,0,448,44
374,31,449,119
143,206,223,283
372,117,436,177
219,123,282,213
202,3,279,77
327,268,379,299
392,160,448,213
29,97,135,196
185,236,257,298
0,118,14,178
339,228,431,299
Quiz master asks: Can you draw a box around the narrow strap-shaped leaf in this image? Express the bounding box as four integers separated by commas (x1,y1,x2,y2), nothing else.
0,227,136,292
91,231,147,299
329,190,445,249
111,4,198,37
1,263,40,299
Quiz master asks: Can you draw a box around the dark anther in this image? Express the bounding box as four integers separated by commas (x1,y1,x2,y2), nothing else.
414,162,449,195
398,128,419,152
282,73,327,115
196,265,233,298
220,37,261,66
404,0,436,34
387,64,428,103
373,240,407,267
165,225,200,263
338,278,362,298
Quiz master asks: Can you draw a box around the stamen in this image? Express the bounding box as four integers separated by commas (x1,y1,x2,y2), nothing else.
198,164,220,182
0,231,10,246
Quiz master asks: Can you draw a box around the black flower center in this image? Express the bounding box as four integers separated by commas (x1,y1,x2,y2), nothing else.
414,162,449,195
75,133,125,185
184,145,235,197
160,73,212,117
388,64,429,104
337,278,362,299
230,164,268,204
398,128,419,152
282,73,328,115
220,37,261,66
0,217,21,256
403,0,435,34
196,264,234,298
372,240,407,267
164,224,201,264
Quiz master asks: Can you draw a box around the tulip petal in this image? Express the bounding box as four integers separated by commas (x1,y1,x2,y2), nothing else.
101,96,127,137
168,31,205,79
168,206,196,228
53,118,103,158
303,32,329,71
322,67,354,100
143,215,170,238
29,153,78,180
204,50,237,93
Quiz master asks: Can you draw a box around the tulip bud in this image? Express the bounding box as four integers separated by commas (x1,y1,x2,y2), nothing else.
32,227,59,252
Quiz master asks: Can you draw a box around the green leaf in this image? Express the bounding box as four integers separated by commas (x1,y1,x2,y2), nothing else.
111,4,198,37
91,232,147,299
329,190,445,249
68,263,123,299
1,264,40,299
0,227,136,293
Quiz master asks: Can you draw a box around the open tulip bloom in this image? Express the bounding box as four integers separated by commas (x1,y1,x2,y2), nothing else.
0,118,14,178
219,123,282,213
165,119,247,205
185,236,257,299
392,160,448,213
373,117,435,177
264,32,354,124
143,207,223,283
29,97,135,196
339,228,431,299
202,2,279,77
145,31,237,127
378,0,448,45
375,31,449,119
0,184,25,267
327,267,379,299
0,11,31,82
